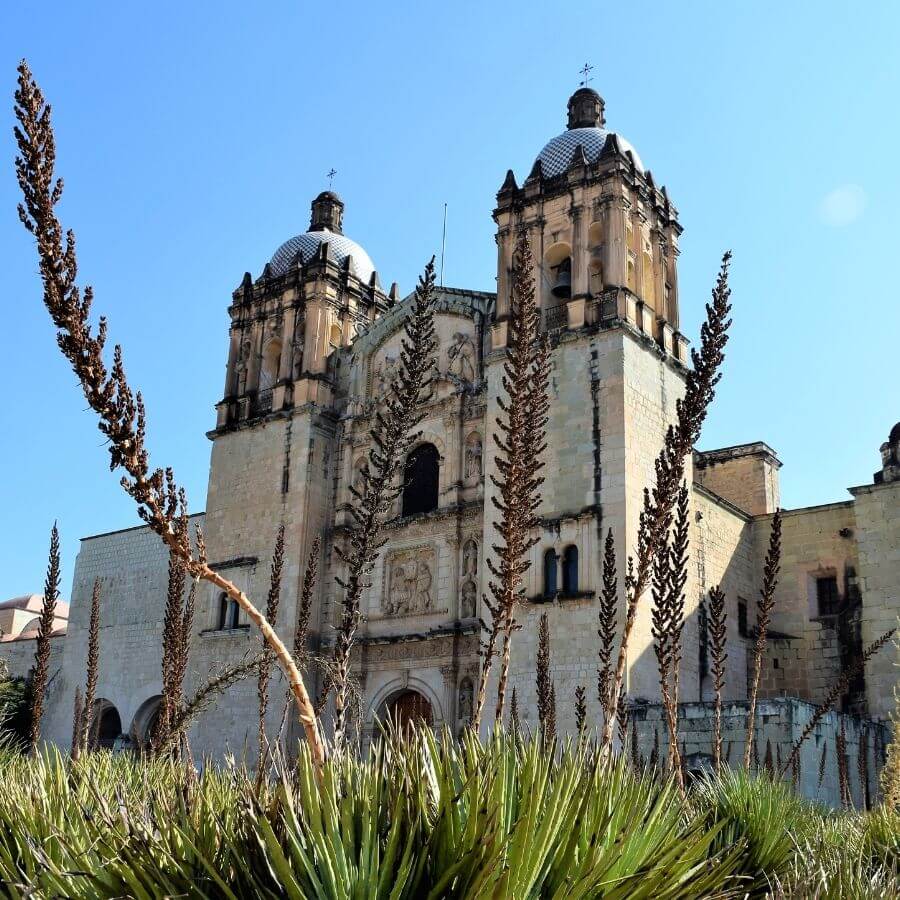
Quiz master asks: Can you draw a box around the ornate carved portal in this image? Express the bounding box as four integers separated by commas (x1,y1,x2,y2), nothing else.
382,546,442,616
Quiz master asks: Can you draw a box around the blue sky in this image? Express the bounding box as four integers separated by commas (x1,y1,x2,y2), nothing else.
1,2,897,598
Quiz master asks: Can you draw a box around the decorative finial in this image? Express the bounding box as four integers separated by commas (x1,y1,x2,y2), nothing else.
327,167,337,189
578,62,594,87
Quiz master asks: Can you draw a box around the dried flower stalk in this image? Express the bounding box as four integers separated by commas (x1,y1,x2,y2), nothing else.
14,62,326,769
474,233,550,728
331,261,437,748
597,528,617,722
70,687,83,761
837,720,850,809
257,524,285,775
509,687,520,737
574,685,587,736
292,535,320,670
536,612,553,746
744,510,782,771
30,523,61,752
78,578,102,752
817,741,828,792
708,584,727,773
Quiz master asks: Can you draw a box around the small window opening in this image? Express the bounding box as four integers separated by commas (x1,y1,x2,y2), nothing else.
543,549,558,597
562,545,579,594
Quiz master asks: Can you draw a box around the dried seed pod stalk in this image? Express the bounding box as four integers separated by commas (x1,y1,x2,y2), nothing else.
745,510,782,771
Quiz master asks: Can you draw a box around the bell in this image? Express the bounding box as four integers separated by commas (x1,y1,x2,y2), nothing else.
550,258,572,299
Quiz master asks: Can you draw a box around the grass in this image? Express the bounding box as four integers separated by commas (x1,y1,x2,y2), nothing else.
0,730,895,898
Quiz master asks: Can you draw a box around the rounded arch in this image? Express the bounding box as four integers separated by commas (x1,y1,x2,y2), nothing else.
543,548,558,598
544,242,572,303
370,677,443,728
130,695,163,748
91,698,122,750
259,338,282,391
562,545,579,594
402,442,440,517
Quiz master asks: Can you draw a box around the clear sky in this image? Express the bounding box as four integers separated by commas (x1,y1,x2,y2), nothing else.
1,2,897,598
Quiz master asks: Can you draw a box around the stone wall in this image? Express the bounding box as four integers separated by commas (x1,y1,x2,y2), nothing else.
851,480,900,719
631,698,891,808
40,517,202,749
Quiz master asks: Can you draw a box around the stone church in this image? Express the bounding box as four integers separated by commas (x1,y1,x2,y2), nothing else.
25,88,899,800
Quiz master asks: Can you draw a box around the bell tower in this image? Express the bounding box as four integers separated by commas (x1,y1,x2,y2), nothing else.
491,88,687,361
482,88,703,717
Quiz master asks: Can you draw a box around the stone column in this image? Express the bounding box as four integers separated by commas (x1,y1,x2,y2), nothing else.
223,325,240,398
495,228,512,321
570,204,589,299
278,302,297,381
606,199,627,288
246,319,264,395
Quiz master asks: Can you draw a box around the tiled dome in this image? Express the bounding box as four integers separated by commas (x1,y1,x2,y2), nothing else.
536,126,644,178
267,230,377,283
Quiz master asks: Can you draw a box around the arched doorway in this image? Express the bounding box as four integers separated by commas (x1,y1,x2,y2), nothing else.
131,695,163,749
384,690,434,730
92,700,122,750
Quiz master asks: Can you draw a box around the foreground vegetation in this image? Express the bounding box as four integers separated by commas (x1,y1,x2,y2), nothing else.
0,730,895,899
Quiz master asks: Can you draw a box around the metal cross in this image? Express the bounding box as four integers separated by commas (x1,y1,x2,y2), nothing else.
578,63,594,86
326,167,337,188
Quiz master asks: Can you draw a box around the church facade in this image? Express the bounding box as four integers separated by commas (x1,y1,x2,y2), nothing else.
29,89,899,799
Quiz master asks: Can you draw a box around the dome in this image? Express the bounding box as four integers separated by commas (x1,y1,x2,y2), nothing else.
531,88,644,179
268,231,377,283
536,127,644,179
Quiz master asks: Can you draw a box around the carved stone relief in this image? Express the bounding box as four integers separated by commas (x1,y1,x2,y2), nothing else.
382,546,442,616
446,332,477,384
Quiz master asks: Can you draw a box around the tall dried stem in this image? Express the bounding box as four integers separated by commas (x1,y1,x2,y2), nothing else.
292,535,320,669
708,584,727,773
13,62,327,770
536,612,554,747
881,629,900,811
601,253,733,750
597,529,617,722
474,233,550,728
817,741,828,792
744,509,782,771
837,720,850,809
258,524,285,771
70,687,83,761
30,523,60,752
509,687,520,737
332,261,437,747
78,578,102,752
574,685,587,737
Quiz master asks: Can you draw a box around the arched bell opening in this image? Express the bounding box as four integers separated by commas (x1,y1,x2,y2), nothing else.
544,242,572,307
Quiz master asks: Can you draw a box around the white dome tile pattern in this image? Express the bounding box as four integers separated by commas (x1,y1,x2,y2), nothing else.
268,231,376,283
536,127,644,179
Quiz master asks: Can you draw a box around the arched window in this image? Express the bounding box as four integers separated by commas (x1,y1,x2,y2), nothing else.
402,443,439,517
218,592,239,630
562,545,579,594
259,339,281,392
543,549,558,598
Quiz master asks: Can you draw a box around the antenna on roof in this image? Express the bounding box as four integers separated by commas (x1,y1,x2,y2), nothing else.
440,202,448,287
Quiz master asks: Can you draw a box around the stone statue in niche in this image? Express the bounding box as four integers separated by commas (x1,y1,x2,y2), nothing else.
460,579,477,619
464,437,483,481
462,539,477,578
447,332,476,383
383,547,439,616
457,677,474,729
